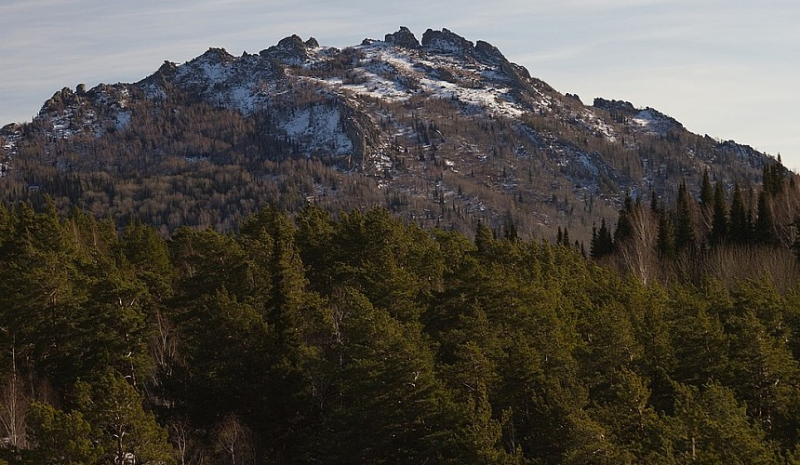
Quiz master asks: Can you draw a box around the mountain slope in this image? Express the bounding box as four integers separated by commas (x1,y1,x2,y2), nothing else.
0,27,777,241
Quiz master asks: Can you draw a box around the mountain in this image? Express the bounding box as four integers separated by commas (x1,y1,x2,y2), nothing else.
0,27,778,241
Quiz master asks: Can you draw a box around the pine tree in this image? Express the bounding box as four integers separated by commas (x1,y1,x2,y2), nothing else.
75,373,174,464
120,219,174,303
319,289,459,463
725,280,800,445
672,382,778,463
26,402,101,464
294,204,335,294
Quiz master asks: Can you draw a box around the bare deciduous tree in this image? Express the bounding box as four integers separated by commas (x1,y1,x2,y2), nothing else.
212,414,254,465
617,205,658,286
151,309,181,381
0,336,28,450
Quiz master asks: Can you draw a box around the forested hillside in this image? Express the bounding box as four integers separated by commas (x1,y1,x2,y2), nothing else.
584,163,800,289
2,201,800,463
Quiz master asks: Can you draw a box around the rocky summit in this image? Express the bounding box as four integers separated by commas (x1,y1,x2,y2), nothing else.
0,28,775,239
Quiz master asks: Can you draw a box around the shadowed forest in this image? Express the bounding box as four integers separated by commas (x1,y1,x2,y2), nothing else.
2,190,800,463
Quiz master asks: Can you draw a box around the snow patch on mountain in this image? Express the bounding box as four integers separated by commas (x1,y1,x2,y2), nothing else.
50,108,89,139
632,109,673,135
115,110,132,131
305,43,528,119
580,110,617,141
278,104,353,156
578,153,600,176
161,49,282,117
0,130,14,177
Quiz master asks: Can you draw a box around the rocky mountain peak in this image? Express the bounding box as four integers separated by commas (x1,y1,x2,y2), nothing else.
384,26,420,49
421,28,475,56
474,40,506,65
156,60,179,78
593,98,682,135
418,28,514,75
261,34,309,64
593,98,636,113
200,47,234,62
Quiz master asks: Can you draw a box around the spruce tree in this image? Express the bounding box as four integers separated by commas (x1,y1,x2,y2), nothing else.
650,191,660,214
674,181,695,253
614,193,635,244
657,209,675,258
755,191,776,245
700,169,713,209
710,181,728,246
591,219,614,258
729,184,750,245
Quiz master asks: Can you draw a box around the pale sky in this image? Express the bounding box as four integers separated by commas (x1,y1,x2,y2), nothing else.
2,1,799,168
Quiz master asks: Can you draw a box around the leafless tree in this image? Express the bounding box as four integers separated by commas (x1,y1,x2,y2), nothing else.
212,414,255,465
703,245,800,292
0,335,28,450
617,205,658,286
150,309,181,381
170,421,192,465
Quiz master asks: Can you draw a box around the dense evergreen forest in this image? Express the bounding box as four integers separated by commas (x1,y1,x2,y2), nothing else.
2,184,800,464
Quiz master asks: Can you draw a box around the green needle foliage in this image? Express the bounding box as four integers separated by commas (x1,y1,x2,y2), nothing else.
0,200,800,463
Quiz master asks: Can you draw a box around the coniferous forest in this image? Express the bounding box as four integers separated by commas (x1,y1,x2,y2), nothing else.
3,182,800,464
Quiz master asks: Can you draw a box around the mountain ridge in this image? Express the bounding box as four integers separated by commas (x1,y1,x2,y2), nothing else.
0,27,779,240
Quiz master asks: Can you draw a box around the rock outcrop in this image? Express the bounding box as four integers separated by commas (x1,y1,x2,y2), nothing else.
385,26,420,49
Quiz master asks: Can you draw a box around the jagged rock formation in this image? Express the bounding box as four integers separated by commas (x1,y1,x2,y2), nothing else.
385,26,420,49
